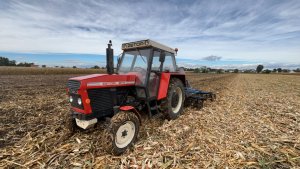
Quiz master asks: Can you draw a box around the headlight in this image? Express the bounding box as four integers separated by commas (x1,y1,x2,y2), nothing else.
69,96,73,103
78,98,82,105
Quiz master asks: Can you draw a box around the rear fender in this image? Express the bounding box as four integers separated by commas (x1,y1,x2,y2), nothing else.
119,106,142,125
157,73,171,100
157,73,186,100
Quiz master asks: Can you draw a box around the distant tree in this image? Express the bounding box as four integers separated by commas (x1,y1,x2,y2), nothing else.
256,65,264,73
72,66,77,69
272,68,277,73
184,67,194,71
0,56,9,66
216,69,223,74
263,69,271,74
294,68,300,72
282,69,290,73
193,68,200,73
55,66,59,68
60,66,64,68
17,62,34,67
277,68,282,73
234,69,239,73
0,56,16,66
42,65,46,68
201,68,208,73
92,65,100,69
9,60,16,66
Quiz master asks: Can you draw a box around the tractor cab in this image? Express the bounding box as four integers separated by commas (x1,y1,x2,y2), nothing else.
116,40,183,104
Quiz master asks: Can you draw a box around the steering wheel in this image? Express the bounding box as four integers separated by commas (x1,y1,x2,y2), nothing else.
150,70,161,75
133,67,146,74
132,67,147,84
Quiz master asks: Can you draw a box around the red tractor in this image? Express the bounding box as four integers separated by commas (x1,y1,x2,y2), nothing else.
66,40,215,155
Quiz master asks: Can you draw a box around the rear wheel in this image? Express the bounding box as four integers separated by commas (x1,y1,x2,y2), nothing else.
160,78,185,120
102,111,140,155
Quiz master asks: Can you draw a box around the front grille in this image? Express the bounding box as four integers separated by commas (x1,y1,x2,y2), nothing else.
67,80,81,90
87,88,114,117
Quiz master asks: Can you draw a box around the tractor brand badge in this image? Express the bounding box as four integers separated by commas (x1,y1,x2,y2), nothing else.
122,40,150,50
87,81,135,87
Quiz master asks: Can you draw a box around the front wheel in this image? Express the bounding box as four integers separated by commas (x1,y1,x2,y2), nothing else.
65,113,80,133
102,111,140,155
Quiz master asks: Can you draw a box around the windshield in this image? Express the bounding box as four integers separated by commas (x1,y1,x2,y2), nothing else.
118,49,150,73
118,48,151,85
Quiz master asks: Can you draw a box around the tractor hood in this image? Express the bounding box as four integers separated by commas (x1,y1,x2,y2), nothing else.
69,74,136,89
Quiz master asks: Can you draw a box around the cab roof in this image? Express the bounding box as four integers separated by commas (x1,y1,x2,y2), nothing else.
121,39,175,54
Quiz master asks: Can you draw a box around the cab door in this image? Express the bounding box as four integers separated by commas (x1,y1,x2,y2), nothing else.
148,50,162,98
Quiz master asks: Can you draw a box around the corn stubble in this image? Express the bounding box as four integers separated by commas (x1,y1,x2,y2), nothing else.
0,73,299,168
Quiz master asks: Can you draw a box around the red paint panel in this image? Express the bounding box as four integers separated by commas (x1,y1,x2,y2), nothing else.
157,73,171,100
79,74,136,89
78,90,92,114
120,106,135,111
69,74,106,81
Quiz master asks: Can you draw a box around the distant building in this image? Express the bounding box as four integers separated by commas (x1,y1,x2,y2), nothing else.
30,64,39,68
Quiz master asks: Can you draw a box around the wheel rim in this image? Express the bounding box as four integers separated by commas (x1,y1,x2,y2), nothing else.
171,87,183,114
115,121,136,148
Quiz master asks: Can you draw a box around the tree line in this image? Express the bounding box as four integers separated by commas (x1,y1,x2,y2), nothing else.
0,56,34,67
189,67,239,74
187,65,299,74
0,56,106,69
256,64,299,73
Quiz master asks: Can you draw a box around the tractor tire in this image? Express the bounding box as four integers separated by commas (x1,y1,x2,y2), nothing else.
160,78,185,120
65,114,77,133
102,111,140,155
65,113,82,134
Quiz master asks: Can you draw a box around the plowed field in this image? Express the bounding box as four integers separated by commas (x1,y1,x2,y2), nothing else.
0,73,299,168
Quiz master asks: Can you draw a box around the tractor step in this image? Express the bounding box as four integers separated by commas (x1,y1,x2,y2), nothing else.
150,105,159,116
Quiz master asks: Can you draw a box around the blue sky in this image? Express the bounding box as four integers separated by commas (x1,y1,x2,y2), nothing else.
0,0,300,69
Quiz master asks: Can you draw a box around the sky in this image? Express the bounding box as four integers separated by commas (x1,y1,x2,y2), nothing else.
0,0,300,69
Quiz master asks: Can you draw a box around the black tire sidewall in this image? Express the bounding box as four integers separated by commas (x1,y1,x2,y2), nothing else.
166,78,185,120
65,113,79,133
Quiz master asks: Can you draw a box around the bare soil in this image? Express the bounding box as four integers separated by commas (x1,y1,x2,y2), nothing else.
0,73,299,168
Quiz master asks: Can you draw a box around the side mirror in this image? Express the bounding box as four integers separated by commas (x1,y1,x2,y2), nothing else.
159,51,165,62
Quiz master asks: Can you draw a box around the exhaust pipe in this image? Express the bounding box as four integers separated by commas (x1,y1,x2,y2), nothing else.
106,40,114,74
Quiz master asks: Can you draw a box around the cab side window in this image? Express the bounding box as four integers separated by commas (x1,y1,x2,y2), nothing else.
152,51,161,71
163,52,176,72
